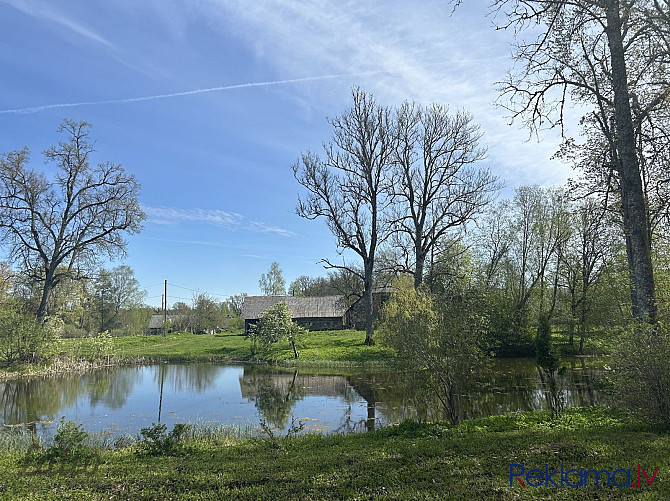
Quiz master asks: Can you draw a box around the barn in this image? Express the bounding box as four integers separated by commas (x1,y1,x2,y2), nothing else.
241,295,346,334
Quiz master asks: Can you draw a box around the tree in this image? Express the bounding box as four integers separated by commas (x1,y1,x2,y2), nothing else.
391,102,498,287
227,293,247,317
0,261,14,303
92,266,146,333
258,262,286,296
293,88,395,345
191,293,224,333
503,186,571,330
249,302,304,359
559,198,615,352
288,277,309,296
380,276,487,424
492,0,667,322
0,299,53,365
0,120,145,320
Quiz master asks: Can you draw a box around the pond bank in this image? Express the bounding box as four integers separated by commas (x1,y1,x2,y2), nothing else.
0,330,394,380
0,407,667,500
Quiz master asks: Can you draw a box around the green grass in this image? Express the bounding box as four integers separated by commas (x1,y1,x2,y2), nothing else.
0,330,395,379
554,327,619,357
262,329,395,367
0,407,667,499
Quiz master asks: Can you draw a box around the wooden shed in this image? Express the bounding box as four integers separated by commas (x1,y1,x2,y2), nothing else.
241,295,346,334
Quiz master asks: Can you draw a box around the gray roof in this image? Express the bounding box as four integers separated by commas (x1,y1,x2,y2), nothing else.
241,295,345,320
148,314,186,330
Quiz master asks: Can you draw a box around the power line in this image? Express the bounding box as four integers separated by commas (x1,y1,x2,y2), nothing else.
169,283,236,299
144,283,165,289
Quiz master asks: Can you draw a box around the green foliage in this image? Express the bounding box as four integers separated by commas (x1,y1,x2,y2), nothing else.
535,313,560,374
258,261,286,295
87,331,115,360
0,300,54,365
191,293,225,333
136,422,191,456
249,302,305,358
20,418,99,476
535,313,563,417
380,276,487,424
50,417,89,457
610,321,670,424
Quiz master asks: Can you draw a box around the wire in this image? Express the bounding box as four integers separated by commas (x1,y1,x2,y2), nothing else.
144,283,165,289
169,283,235,299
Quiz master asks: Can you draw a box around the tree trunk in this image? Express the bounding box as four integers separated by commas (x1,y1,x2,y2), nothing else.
414,250,426,289
604,1,657,323
363,260,375,346
579,289,587,355
36,267,55,321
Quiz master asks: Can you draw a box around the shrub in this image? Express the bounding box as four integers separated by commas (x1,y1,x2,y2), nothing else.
248,302,304,358
0,300,53,365
535,313,562,417
50,417,89,456
136,423,191,456
610,321,670,425
380,276,487,424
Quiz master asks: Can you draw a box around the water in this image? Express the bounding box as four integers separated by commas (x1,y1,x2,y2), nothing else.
0,358,606,440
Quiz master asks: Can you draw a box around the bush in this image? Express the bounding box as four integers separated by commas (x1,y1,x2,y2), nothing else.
380,276,488,424
50,417,89,456
535,313,563,417
248,302,304,358
61,324,88,339
0,300,54,365
136,423,191,456
20,418,99,475
610,321,670,425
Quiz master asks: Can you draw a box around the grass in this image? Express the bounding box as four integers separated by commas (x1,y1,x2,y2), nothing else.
0,329,395,379
0,407,667,499
262,329,395,367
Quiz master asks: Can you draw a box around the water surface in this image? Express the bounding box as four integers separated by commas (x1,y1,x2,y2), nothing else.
0,358,605,439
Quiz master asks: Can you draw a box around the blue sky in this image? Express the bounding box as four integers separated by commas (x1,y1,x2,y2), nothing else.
0,0,575,307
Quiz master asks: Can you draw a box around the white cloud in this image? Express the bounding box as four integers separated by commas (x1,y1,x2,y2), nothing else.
141,205,297,237
187,0,576,187
2,0,115,48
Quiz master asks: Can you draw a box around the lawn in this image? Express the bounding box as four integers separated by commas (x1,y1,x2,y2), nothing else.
0,329,395,379
0,407,667,500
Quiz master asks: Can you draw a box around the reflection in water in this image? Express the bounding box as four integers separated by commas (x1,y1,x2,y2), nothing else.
0,358,606,439
239,368,305,428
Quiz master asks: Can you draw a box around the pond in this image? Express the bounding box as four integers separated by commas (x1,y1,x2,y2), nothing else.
0,358,606,440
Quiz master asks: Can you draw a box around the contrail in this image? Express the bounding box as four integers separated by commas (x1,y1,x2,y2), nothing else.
0,73,369,115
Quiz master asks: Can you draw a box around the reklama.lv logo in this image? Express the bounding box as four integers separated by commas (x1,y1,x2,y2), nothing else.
510,464,659,488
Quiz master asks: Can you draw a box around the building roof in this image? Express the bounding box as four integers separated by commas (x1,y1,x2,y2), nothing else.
148,314,186,330
241,295,346,320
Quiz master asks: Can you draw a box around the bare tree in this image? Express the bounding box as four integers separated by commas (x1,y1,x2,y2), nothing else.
293,88,395,345
391,102,497,287
492,0,669,322
0,120,145,320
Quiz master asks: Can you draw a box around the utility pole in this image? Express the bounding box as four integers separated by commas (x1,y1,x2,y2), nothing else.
164,279,168,324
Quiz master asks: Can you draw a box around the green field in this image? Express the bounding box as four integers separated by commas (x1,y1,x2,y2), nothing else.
0,407,667,500
0,329,395,379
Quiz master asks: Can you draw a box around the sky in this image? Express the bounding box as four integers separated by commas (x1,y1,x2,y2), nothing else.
0,0,578,307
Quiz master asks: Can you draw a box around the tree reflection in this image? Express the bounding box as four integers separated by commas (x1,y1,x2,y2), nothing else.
240,368,305,429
